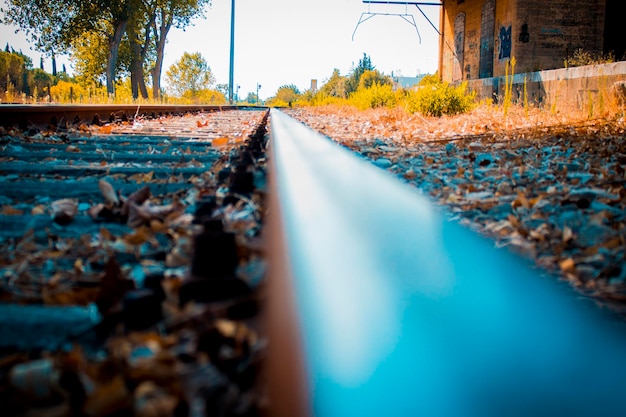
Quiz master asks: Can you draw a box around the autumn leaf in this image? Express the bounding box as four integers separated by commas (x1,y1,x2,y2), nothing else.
31,205,45,215
212,137,229,147
123,227,152,246
51,198,78,225
65,145,80,153
96,257,135,315
99,125,113,134
1,206,24,215
514,191,531,209
128,171,154,184
559,258,576,273
99,179,120,206
99,227,114,241
562,226,574,243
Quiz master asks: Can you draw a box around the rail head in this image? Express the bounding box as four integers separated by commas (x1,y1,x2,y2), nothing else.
0,104,267,129
265,108,626,417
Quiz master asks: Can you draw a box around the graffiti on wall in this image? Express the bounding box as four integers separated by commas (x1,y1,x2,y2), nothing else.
479,0,495,78
454,13,466,82
499,25,512,59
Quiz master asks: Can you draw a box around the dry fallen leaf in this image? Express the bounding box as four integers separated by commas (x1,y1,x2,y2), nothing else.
99,125,113,134
31,205,46,215
99,179,120,206
212,137,229,147
1,206,24,215
51,198,78,225
562,226,574,243
559,258,576,273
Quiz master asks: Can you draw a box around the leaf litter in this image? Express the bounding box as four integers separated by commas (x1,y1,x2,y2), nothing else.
288,105,626,316
0,110,270,416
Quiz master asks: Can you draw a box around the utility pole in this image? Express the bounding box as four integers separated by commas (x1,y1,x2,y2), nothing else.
228,0,235,104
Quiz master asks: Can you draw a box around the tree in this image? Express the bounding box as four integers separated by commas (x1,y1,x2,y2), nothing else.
245,92,259,104
358,69,391,90
273,84,301,106
3,0,209,99
347,52,375,94
71,30,121,90
150,0,210,100
29,68,54,98
2,0,134,95
165,52,214,97
0,50,27,92
319,69,348,98
126,0,154,99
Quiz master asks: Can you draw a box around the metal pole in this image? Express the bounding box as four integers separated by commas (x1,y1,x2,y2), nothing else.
228,0,235,104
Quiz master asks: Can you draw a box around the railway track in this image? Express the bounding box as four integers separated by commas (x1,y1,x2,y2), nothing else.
0,106,269,416
1,105,626,416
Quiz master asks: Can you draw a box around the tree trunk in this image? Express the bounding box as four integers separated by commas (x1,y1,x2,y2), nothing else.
128,24,148,100
152,10,171,100
106,20,127,97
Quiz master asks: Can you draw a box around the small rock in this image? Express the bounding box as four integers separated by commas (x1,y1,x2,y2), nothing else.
373,158,393,169
468,142,482,151
465,191,493,201
568,188,620,201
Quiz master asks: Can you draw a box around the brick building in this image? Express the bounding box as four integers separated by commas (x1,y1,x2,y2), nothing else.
438,0,623,82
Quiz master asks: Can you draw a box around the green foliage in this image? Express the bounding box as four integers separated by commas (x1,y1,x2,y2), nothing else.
418,72,439,86
0,50,26,92
50,80,87,102
215,83,229,97
267,98,289,108
503,57,516,116
564,48,615,68
28,68,54,98
358,70,391,90
244,92,260,105
348,83,397,110
347,52,375,94
405,81,475,117
319,69,348,98
165,52,215,97
183,89,227,104
71,30,111,88
269,84,301,106
3,0,209,98
295,91,346,107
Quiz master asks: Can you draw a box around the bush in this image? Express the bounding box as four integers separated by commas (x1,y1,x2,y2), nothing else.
266,98,289,107
50,80,86,103
192,89,227,104
564,48,615,68
405,81,475,117
297,91,347,107
348,83,397,110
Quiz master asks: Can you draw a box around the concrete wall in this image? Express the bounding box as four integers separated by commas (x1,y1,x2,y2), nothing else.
464,61,626,113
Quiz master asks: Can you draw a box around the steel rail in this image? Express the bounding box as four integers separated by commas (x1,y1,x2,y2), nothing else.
0,104,265,128
265,109,626,417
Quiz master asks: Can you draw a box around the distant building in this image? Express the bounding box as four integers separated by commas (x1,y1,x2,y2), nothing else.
391,75,426,90
439,0,624,82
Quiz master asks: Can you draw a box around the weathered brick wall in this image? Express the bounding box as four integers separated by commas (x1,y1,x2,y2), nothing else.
440,0,607,82
515,0,606,74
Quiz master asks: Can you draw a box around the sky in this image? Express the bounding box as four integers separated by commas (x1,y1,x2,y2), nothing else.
0,0,441,100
